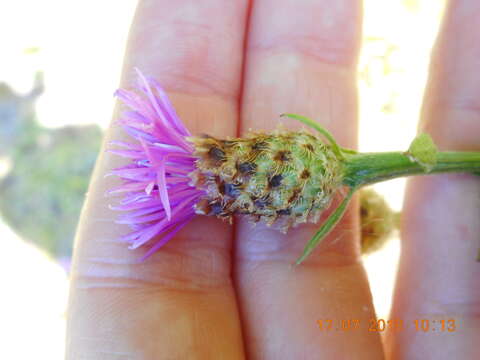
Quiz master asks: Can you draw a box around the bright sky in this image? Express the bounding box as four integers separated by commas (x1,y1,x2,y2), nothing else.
0,0,445,358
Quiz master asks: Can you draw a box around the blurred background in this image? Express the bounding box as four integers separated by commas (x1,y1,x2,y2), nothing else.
0,0,445,358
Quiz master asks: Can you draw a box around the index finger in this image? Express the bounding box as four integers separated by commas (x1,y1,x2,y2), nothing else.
66,1,248,358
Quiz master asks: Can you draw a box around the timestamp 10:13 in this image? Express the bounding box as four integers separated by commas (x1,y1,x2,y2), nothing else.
412,319,456,332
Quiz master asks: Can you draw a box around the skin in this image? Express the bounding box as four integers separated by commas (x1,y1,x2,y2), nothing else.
66,0,480,359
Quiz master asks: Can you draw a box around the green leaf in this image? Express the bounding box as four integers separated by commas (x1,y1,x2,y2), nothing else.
406,133,438,172
295,187,356,265
280,113,345,159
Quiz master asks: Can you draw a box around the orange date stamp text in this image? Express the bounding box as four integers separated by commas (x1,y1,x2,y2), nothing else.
316,318,456,332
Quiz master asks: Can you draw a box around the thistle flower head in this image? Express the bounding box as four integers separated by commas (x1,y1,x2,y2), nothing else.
104,70,480,263
109,71,344,259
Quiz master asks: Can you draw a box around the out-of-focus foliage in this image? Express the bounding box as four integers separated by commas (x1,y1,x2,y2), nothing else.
0,76,102,258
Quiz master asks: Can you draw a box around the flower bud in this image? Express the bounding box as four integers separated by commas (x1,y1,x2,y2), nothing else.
360,188,398,254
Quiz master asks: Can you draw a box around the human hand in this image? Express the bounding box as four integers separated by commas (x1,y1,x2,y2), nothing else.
66,1,480,359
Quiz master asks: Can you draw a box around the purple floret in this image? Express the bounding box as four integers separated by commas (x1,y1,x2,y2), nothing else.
108,69,203,259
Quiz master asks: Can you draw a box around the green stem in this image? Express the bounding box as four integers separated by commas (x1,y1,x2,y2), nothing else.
283,114,480,264
295,187,356,265
342,151,480,187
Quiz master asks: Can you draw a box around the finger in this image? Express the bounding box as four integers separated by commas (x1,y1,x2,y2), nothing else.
67,1,248,358
387,1,480,358
235,1,383,358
